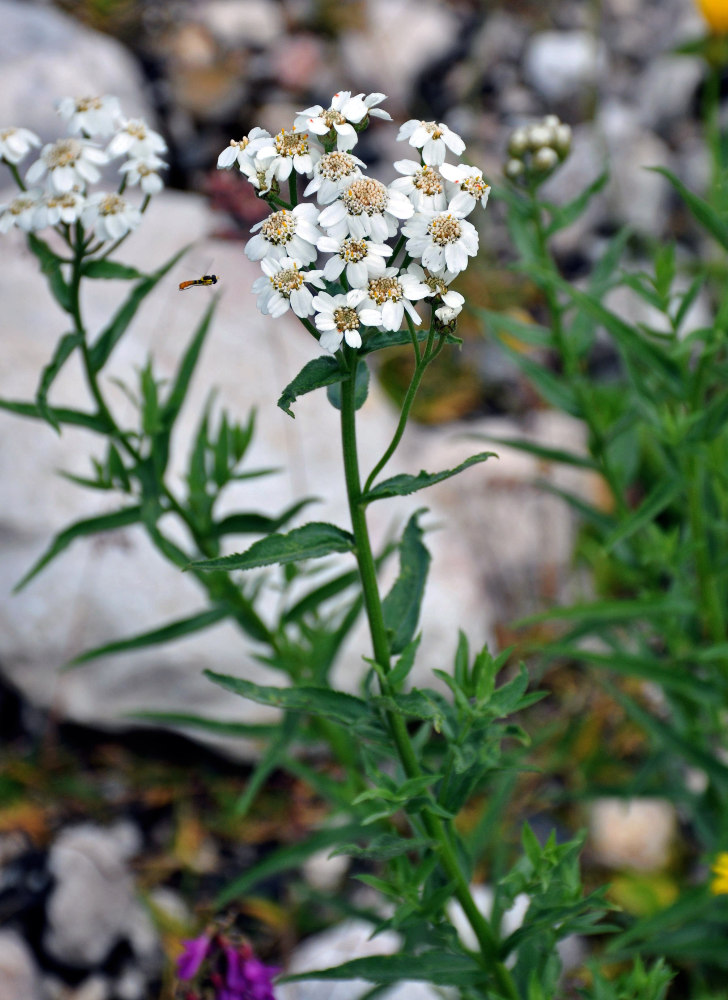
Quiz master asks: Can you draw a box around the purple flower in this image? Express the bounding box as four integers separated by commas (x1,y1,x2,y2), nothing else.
225,946,279,1000
177,933,213,980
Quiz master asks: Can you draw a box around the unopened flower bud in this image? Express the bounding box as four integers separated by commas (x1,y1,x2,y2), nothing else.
504,158,525,180
507,127,529,157
554,123,572,156
532,146,559,172
527,123,554,150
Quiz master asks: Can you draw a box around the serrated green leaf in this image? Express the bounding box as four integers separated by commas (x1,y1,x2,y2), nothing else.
362,452,496,504
327,359,370,411
65,606,229,667
278,356,345,417
0,398,109,433
382,511,431,656
14,505,143,592
27,232,71,312
190,521,355,572
89,245,189,372
81,259,146,280
330,834,435,860
210,499,314,539
35,331,84,432
204,671,372,727
280,952,487,988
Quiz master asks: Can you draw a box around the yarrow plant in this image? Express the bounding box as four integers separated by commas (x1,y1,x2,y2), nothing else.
2,89,694,1000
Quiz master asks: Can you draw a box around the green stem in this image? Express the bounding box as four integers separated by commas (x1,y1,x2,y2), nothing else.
686,452,726,644
340,351,520,1000
363,322,436,494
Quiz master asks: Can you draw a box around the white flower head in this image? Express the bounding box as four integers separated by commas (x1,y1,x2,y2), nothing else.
391,159,447,212
217,128,272,171
360,266,431,332
246,203,321,266
303,150,366,205
295,91,390,151
402,208,478,276
0,127,41,165
407,263,464,323
397,119,466,166
81,192,142,241
313,288,376,352
257,127,321,182
119,154,167,195
34,189,86,228
107,119,167,159
0,190,42,233
25,137,108,193
57,95,122,138
252,256,325,319
317,176,413,243
439,163,491,215
317,234,391,287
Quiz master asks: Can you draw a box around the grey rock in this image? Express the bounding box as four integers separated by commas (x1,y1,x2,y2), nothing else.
523,30,606,104
0,0,155,145
0,930,43,1000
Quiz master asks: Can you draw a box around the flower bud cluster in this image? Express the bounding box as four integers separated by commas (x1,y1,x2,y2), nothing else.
217,92,491,352
176,927,278,1000
504,114,572,184
0,96,167,242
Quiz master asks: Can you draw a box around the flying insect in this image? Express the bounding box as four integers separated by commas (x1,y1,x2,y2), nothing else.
179,274,219,290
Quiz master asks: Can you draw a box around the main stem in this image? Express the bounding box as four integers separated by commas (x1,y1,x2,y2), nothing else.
339,351,520,1000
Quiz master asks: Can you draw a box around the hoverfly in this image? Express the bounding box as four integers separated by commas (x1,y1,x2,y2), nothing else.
179,274,219,290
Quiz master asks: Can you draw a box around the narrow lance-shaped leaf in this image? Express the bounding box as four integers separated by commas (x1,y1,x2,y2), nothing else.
189,522,355,573
14,505,143,592
650,166,728,251
27,232,71,312
473,435,596,470
161,296,217,429
81,259,146,280
382,511,431,656
65,606,229,668
35,331,85,432
279,952,487,988
605,478,682,552
278,356,346,417
210,498,315,539
0,399,108,433
204,671,372,727
362,452,496,503
89,245,190,372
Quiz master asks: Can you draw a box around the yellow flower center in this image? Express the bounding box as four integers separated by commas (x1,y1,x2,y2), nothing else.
260,209,297,246
46,138,82,168
342,178,388,217
338,238,368,263
333,306,360,332
318,152,358,182
368,275,403,304
274,128,310,158
99,194,125,216
270,264,305,297
413,166,444,197
428,214,462,246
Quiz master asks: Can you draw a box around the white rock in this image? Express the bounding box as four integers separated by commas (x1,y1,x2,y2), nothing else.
200,0,285,47
276,919,443,1000
0,930,43,1000
0,190,491,756
302,846,350,893
638,55,703,129
43,824,157,970
589,798,677,872
0,0,155,145
340,0,460,108
523,31,605,103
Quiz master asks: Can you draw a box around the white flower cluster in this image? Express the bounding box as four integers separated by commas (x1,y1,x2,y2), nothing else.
0,96,167,241
504,114,572,182
217,92,490,353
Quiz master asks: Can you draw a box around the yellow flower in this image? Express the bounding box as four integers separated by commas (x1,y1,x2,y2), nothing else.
697,0,728,34
709,852,728,894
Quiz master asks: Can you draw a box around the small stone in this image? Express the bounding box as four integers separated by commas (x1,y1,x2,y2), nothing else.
0,930,43,1000
524,30,606,103
589,798,677,872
